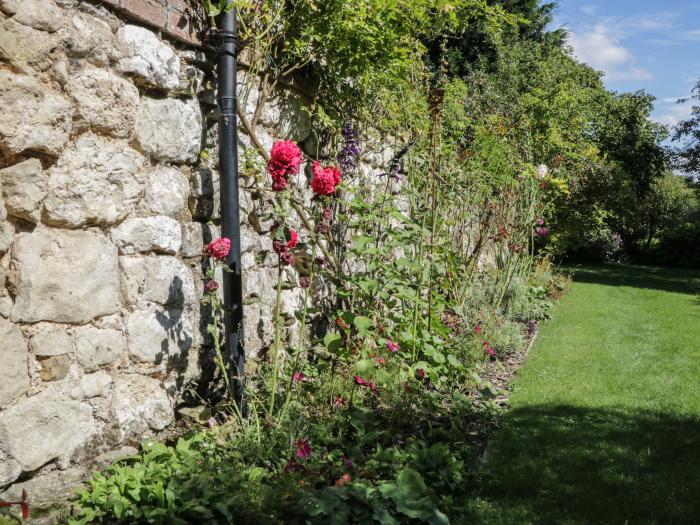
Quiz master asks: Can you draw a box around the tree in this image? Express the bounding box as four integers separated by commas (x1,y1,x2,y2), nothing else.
672,80,700,177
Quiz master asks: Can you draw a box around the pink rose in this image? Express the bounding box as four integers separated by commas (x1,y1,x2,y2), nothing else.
268,141,302,192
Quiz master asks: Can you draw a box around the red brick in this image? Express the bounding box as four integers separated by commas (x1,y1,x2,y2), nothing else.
123,0,167,28
168,0,188,13
165,8,202,45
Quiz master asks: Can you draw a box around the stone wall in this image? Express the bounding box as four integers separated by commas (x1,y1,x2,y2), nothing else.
0,0,396,514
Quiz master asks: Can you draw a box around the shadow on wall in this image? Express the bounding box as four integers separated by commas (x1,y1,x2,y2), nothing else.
153,275,193,390
568,263,700,296
466,405,700,525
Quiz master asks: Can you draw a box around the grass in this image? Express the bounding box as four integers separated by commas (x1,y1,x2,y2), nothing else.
463,264,700,524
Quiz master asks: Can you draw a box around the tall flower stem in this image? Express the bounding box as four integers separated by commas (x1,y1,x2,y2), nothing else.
269,264,284,417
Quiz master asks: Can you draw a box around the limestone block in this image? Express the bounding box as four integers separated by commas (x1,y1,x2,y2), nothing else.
0,318,29,408
189,168,220,220
0,71,72,156
142,166,190,217
0,18,59,73
0,466,86,513
116,25,179,90
29,327,73,356
110,374,173,442
119,255,196,309
0,390,94,479
71,371,112,399
261,90,312,143
134,97,202,163
68,68,140,138
11,227,120,323
0,448,20,487
111,216,182,255
180,222,204,258
0,158,48,223
0,0,64,32
44,134,147,227
66,12,114,66
125,307,193,363
0,221,15,255
39,355,71,382
74,326,123,372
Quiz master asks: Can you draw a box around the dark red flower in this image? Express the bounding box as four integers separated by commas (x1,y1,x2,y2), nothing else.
280,251,296,266
299,276,311,289
474,323,482,335
334,396,347,408
315,256,326,267
353,375,368,387
268,141,302,182
292,372,307,382
296,439,312,459
205,280,219,292
205,237,231,260
416,368,426,380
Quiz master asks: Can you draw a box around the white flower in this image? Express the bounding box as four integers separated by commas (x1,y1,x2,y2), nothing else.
536,164,549,179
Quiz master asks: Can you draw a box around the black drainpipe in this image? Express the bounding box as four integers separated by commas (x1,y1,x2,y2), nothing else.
217,4,245,410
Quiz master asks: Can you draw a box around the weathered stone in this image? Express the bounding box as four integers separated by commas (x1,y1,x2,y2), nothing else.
180,222,204,258
142,166,190,217
116,25,179,90
0,158,48,223
0,466,86,515
0,295,12,318
0,318,29,408
0,390,94,478
125,307,193,363
0,71,72,156
0,222,13,254
261,90,312,143
44,134,147,227
71,371,112,399
11,227,120,323
68,68,140,138
66,12,114,66
0,0,64,32
119,256,196,309
110,374,173,441
39,355,71,382
29,327,72,356
93,446,138,469
0,449,21,486
189,168,220,220
0,18,59,73
111,216,182,255
74,326,123,372
134,97,202,163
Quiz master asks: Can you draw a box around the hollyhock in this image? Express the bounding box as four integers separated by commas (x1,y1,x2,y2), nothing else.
292,372,307,382
272,227,298,253
296,439,312,459
386,340,400,353
535,226,550,238
205,280,219,292
474,323,482,335
353,375,369,387
311,161,341,196
205,237,231,260
280,251,296,266
299,276,311,289
268,141,302,178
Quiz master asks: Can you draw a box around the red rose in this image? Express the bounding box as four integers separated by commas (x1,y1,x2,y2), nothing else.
311,161,342,196
205,237,231,260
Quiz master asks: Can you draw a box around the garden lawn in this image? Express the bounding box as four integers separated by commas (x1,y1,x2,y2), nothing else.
464,264,700,525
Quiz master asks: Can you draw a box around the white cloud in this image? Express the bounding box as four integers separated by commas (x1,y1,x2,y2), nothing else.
653,98,695,128
568,25,654,82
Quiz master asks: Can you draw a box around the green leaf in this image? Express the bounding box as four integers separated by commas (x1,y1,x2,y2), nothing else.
353,316,373,337
323,332,343,353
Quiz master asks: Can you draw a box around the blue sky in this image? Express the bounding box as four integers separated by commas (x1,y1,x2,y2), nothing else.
551,0,700,134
